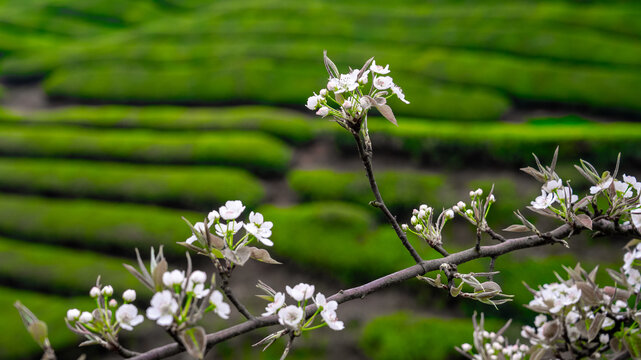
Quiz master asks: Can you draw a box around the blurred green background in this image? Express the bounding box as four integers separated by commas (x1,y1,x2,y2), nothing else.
0,0,638,358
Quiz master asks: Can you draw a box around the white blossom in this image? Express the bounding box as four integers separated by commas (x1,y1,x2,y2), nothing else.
186,221,207,245
162,270,185,287
262,292,285,316
391,85,409,104
278,305,304,330
319,89,328,97
558,186,578,204
244,217,274,247
316,106,329,117
358,70,370,84
306,94,322,110
116,304,144,331
109,299,118,308
66,309,80,321
147,290,179,326
207,210,220,223
461,343,473,352
79,311,93,323
373,76,394,90
534,314,547,328
543,179,562,193
123,289,136,302
445,209,455,219
90,286,101,298
531,190,556,210
370,60,390,74
209,290,231,319
219,200,246,220
321,308,344,331
286,283,315,302
342,99,353,110
615,180,635,198
215,221,243,237
589,177,613,194
602,317,615,329
567,326,581,342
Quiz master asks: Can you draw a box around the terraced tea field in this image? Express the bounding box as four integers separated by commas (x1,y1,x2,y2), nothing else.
0,0,639,359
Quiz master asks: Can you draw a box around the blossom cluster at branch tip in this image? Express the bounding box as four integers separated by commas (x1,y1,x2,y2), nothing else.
306,54,409,128
403,203,458,247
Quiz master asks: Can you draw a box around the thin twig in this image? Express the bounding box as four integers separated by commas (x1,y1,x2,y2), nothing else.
485,228,506,242
351,131,424,266
212,259,254,320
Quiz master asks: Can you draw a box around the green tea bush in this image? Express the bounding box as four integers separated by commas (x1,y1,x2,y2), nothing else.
0,158,265,210
0,237,138,295
0,124,293,175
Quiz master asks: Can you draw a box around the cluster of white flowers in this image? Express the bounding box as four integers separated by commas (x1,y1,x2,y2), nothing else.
67,284,143,344
261,282,344,334
454,188,496,227
306,55,408,126
402,204,454,246
460,331,529,360
527,282,582,315
530,178,577,211
623,243,641,292
147,269,230,327
185,200,274,252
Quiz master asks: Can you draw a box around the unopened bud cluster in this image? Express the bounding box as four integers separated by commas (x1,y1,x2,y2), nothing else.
402,204,455,247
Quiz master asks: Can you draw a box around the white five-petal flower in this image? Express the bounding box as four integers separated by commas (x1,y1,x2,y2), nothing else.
373,76,394,90
278,305,304,330
219,200,246,220
162,270,185,287
531,190,556,210
209,290,231,319
286,283,315,302
147,290,179,326
262,292,286,316
116,304,144,331
370,60,390,74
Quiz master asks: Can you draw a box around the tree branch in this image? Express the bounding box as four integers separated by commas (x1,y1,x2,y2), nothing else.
129,219,634,360
351,130,424,265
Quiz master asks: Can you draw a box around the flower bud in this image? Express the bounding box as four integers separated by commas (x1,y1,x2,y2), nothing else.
471,201,477,208
79,311,93,323
419,204,428,212
457,201,466,209
414,224,423,231
452,205,459,212
418,210,426,219
316,106,329,117
102,285,114,296
343,100,352,109
190,271,207,284
475,188,483,196
401,224,409,231
489,194,496,203
66,309,80,321
90,286,101,298
412,209,419,215
319,89,328,97
466,209,474,217
461,343,472,352
123,289,136,302
469,191,475,197
109,299,118,308
445,209,454,219
411,216,418,225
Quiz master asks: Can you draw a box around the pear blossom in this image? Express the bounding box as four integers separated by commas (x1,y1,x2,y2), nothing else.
358,70,370,84
215,221,243,237
79,311,93,323
534,314,547,328
531,190,556,210
615,180,634,198
219,200,245,220
543,179,562,193
306,94,323,110
631,209,641,233
147,290,179,326
320,305,344,331
445,209,455,219
109,299,118,308
116,304,144,331
123,289,136,302
262,292,285,316
327,78,340,92
391,85,409,104
189,270,207,284
332,71,359,94
207,210,220,223
602,317,615,329
67,308,80,321
342,99,353,110
370,60,390,74
319,89,327,97
244,222,273,246
316,106,329,117
278,305,304,330
186,221,207,245
557,186,578,204
209,290,231,319
90,286,101,298
286,283,315,302
373,76,394,90
589,177,613,194
162,270,185,287
461,343,473,352
600,333,609,344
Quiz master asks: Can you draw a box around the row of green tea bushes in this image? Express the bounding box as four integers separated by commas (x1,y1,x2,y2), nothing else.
287,169,537,226
5,105,319,144
0,158,265,211
0,237,138,295
330,117,641,168
0,124,293,176
360,312,503,360
408,49,641,112
287,169,446,215
40,61,508,121
0,286,93,359
0,193,199,255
